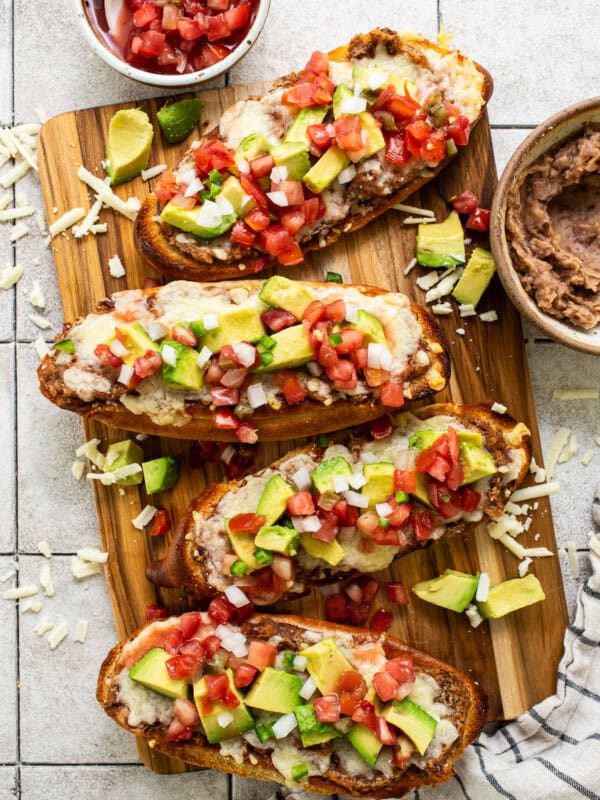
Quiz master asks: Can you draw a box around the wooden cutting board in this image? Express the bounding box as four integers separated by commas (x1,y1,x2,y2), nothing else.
38,82,568,775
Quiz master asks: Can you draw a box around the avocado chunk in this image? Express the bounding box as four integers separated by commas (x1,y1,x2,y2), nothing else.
478,574,546,619
271,142,311,181
299,637,355,694
332,84,353,119
254,324,314,371
193,305,266,354
259,275,314,320
347,112,386,163
459,441,496,484
256,474,296,525
300,532,345,566
157,98,203,144
129,647,188,699
381,698,438,755
254,525,300,556
142,456,180,495
409,429,484,450
104,440,144,486
218,175,255,217
294,704,340,747
412,569,479,613
245,667,304,714
236,133,272,159
160,340,203,390
160,201,236,240
285,106,330,145
227,519,261,574
347,723,383,767
194,668,254,743
416,211,465,268
310,457,353,494
361,462,395,506
303,145,351,194
452,247,496,307
411,471,432,508
114,322,159,365
352,309,385,344
105,108,154,185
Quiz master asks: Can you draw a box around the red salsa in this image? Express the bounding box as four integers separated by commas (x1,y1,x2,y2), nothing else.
85,0,259,75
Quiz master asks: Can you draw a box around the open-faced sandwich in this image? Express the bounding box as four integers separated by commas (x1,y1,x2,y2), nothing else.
147,403,531,605
135,28,492,280
37,277,449,442
97,611,487,798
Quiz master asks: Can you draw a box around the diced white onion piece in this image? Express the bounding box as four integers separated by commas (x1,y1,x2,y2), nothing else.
299,677,317,701
479,310,498,322
333,475,349,493
217,712,234,728
337,164,357,184
215,194,235,216
344,302,358,322
340,96,367,114
117,364,134,386
395,449,416,471
232,342,256,368
236,156,250,174
224,585,250,608
197,346,213,368
491,402,507,415
161,344,177,367
360,451,377,464
197,200,223,229
247,383,267,409
348,471,366,490
109,339,129,359
220,445,236,464
203,313,219,330
465,604,484,628
272,712,298,739
292,655,307,671
368,70,388,90
475,572,490,602
379,348,393,372
367,342,384,369
307,361,323,377
184,177,203,197
270,165,288,183
375,502,393,517
266,191,288,207
132,505,157,530
146,321,168,342
178,169,197,185
294,515,320,533
291,466,312,491
343,490,369,509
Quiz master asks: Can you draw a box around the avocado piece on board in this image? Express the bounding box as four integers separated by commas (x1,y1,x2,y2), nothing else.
193,305,266,353
157,98,203,144
237,133,272,159
218,175,256,217
160,340,203,390
299,637,355,694
452,247,496,307
347,112,385,163
361,462,395,506
300,532,345,566
104,440,144,486
310,457,353,494
294,704,340,747
259,275,314,320
347,723,383,766
332,83,353,119
129,648,188,699
416,210,465,268
142,456,180,495
459,441,497,484
352,309,385,344
412,569,479,613
381,698,438,755
160,201,236,240
245,667,304,714
194,668,254,743
256,474,296,525
303,145,350,194
478,574,546,619
114,322,159,365
105,108,154,185
254,525,300,556
254,324,314,371
285,106,330,145
271,142,311,180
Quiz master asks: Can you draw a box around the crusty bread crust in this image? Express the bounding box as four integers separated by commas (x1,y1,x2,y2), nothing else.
146,402,531,602
97,613,487,797
134,28,493,282
37,281,450,442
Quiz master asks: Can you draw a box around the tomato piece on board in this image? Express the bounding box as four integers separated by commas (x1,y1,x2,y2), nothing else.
145,604,168,622
451,189,480,214
149,508,171,537
386,582,409,605
370,607,393,633
466,207,491,232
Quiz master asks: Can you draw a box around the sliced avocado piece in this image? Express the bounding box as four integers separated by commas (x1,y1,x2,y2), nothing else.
194,305,266,354
352,309,385,344
412,569,479,613
256,474,296,525
160,340,203,390
254,324,314,371
347,112,386,163
113,322,159,365
227,519,261,574
409,429,484,451
105,108,154,185
285,106,330,145
452,247,497,307
332,83,353,119
347,723,383,767
310,457,353,494
271,142,311,181
245,667,304,714
259,275,314,320
254,525,300,556
300,532,345,566
478,575,545,619
219,175,255,217
299,637,355,694
381,698,438,755
416,210,465,268
160,201,236,240
294,704,340,747
129,647,188,699
157,98,203,144
193,668,254,743
104,440,144,486
303,145,350,194
411,470,432,508
361,462,395,506
142,456,180,495
459,441,496,484
236,133,272,159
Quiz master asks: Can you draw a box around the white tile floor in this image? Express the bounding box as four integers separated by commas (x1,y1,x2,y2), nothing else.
1,1,600,798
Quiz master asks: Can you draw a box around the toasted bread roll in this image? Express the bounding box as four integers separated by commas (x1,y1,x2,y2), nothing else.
37,279,449,442
97,612,487,798
135,28,492,281
147,403,531,605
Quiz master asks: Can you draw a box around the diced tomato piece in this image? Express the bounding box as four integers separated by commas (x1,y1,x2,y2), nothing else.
206,12,231,41
137,29,166,58
304,50,329,75
324,300,346,322
277,241,304,266
207,595,234,624
178,611,202,640
348,602,371,624
446,461,465,492
228,513,266,534
419,452,450,483
419,129,447,164
192,42,229,69
340,692,360,716
179,639,205,662
207,0,229,8
201,634,222,658
205,672,229,700
302,196,324,223
451,189,480,215
337,669,367,697
154,170,177,206
371,526,401,545
166,654,198,680
312,518,339,544
376,716,398,745
167,718,194,742
193,140,235,175
385,132,412,166
258,224,295,256
260,309,297,333
211,385,239,406
406,119,430,142
386,582,409,605
351,347,368,370
145,604,168,622
394,469,416,494
235,421,258,444
333,500,359,527
243,208,269,233
392,735,415,768
385,656,414,685
325,358,354,384
177,18,207,40
149,508,171,537
287,491,315,516
316,342,337,368
249,153,275,179
133,4,159,27
230,220,256,247
313,693,341,723
357,577,380,603
272,179,304,207
370,607,393,633
173,697,200,728
352,700,377,730
247,640,277,671
302,301,325,329
93,343,122,369
380,380,405,408
224,3,250,30
387,499,411,527
363,367,389,387
279,208,306,235
284,81,331,108
466,207,491,232
428,482,463,520
460,486,481,512
373,670,399,702
307,123,333,149
234,662,258,688
447,113,471,147
333,116,363,152
213,408,240,431
164,627,184,655
325,592,350,622
334,328,363,354
412,509,437,540
369,415,394,440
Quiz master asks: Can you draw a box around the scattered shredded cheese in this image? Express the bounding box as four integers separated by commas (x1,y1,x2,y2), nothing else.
77,166,141,221
589,531,600,558
71,557,102,580
108,254,126,278
29,313,51,330
141,164,167,181
34,336,50,361
48,207,86,238
29,280,45,309
71,460,85,480
491,402,507,415
73,619,89,643
553,388,598,400
456,327,465,336
394,203,435,217
39,563,55,597
403,216,435,224
3,585,38,600
510,482,560,503
459,303,476,317
545,427,571,479
72,198,103,238
404,257,417,275
566,541,579,578
0,570,16,583
475,573,490,602
518,557,532,577
416,271,441,291
37,540,52,559
431,302,453,315
132,505,157,530
90,222,108,234
35,618,53,636
487,514,524,540
465,604,484,628
0,265,24,290
76,438,105,470
0,205,35,221
557,433,578,464
10,221,30,241
47,622,69,650
479,310,498,322
0,159,31,188
77,547,108,564
21,599,42,614
581,450,595,466
425,269,462,303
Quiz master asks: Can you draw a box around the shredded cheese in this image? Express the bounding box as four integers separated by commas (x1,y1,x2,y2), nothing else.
35,618,53,636
589,531,600,558
39,563,55,597
77,166,141,221
475,572,490,602
90,223,108,234
479,310,498,322
456,327,466,336
416,271,441,291
553,388,598,400
37,540,52,559
132,505,157,530
48,207,86,238
10,221,30,241
404,216,435,224
491,402,507,415
518,557,532,577
72,198,103,238
404,257,417,275
487,514,524,539
581,450,595,466
47,622,69,650
0,205,35,221
394,203,435,217
29,280,45,309
77,547,108,564
510,482,560,503
0,159,31,187
0,265,24,290
465,604,484,628
141,164,167,181
3,585,39,600
545,427,571,479
21,599,42,614
71,557,102,580
425,269,462,303
76,438,105,470
459,303,476,317
29,313,51,330
73,619,89,643
108,254,126,278
71,460,85,480
431,302,453,315
566,541,579,578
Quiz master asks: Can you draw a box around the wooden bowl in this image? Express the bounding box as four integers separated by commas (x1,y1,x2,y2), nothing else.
490,97,600,354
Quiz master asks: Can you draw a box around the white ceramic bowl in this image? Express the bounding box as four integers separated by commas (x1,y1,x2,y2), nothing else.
490,97,600,355
72,0,271,88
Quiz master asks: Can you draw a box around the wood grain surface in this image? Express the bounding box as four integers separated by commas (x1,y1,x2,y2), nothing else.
38,81,568,774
